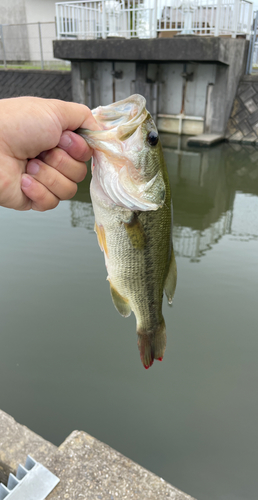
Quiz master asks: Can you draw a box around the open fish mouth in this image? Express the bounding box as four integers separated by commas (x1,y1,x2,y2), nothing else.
76,94,166,212
76,94,148,154
91,94,148,139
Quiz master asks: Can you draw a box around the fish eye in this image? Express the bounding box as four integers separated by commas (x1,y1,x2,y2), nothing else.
147,130,159,146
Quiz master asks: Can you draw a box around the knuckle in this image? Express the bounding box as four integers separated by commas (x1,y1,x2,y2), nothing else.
70,183,78,198
54,150,66,171
76,163,87,183
34,197,59,212
61,182,78,200
46,172,58,191
46,148,66,171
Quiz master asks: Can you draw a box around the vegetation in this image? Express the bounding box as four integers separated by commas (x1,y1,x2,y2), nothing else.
0,62,71,71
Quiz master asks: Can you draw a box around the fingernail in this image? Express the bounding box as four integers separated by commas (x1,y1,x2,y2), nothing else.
58,133,72,148
21,175,32,188
27,161,40,175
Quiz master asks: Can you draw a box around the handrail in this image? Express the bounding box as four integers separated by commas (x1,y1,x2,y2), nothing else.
55,0,253,39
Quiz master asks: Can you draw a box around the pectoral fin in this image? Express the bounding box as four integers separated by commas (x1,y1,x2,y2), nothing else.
124,212,147,250
164,247,177,305
109,281,131,317
94,222,109,257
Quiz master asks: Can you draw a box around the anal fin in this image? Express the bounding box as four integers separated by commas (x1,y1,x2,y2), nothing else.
109,282,131,318
164,246,177,305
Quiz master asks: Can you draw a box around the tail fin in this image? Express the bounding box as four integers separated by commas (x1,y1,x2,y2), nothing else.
137,319,166,369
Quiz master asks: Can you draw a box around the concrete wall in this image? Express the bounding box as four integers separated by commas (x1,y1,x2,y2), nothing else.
0,0,57,63
158,62,216,117
72,61,216,112
25,0,56,23
208,40,250,134
0,69,71,100
71,57,245,135
25,0,57,62
0,0,27,24
226,74,258,144
0,0,56,23
57,37,248,136
0,0,30,62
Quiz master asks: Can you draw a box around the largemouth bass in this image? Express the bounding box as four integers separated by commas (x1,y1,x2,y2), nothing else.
77,94,177,369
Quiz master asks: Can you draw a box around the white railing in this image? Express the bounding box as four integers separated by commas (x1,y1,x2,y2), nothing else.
55,0,253,39
56,0,157,39
157,0,253,36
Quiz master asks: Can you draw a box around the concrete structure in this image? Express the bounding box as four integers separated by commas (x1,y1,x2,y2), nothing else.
187,133,224,146
0,409,196,499
0,0,57,64
0,69,71,100
226,74,258,144
0,0,56,25
53,36,249,136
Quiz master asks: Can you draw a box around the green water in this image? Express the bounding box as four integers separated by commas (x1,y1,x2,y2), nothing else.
0,139,257,500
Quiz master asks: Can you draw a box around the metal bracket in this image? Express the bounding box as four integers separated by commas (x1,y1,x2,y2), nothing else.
0,455,60,500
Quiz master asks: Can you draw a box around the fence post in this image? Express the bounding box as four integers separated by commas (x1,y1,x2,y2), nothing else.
153,0,157,38
55,3,60,39
246,2,253,40
38,22,44,69
233,0,240,38
102,0,106,39
215,0,221,36
0,24,7,68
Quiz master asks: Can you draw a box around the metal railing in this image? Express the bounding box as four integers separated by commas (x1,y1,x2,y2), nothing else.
0,22,69,69
55,0,253,39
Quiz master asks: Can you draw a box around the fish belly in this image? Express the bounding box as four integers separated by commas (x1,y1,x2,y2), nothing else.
91,184,172,368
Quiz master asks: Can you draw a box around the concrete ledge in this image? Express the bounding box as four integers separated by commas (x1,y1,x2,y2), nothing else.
53,37,247,64
0,409,57,485
187,133,224,146
0,409,196,499
45,430,196,500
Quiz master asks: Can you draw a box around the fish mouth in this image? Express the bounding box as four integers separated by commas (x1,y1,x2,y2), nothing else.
92,94,148,137
76,94,148,149
77,94,165,212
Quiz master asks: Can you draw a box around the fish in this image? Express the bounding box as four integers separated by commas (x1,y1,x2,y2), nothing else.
77,94,177,369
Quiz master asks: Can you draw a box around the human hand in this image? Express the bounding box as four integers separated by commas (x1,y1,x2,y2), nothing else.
0,96,99,211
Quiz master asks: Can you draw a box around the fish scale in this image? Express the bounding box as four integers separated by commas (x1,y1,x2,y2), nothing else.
77,94,177,369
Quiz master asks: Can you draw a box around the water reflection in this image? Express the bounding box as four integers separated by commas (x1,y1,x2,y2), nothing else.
70,162,95,230
70,139,258,261
163,138,235,261
70,201,95,230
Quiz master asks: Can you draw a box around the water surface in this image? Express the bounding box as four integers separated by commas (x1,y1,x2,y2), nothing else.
0,139,257,500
